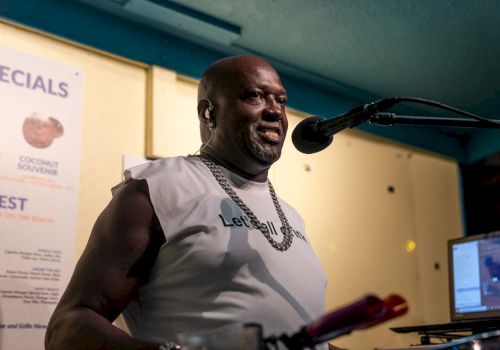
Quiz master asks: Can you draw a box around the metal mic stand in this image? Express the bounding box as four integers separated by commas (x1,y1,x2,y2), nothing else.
369,113,500,128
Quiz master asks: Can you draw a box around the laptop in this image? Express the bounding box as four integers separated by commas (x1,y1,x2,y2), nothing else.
391,231,500,334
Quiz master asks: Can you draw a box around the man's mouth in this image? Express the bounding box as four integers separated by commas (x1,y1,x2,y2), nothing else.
257,126,281,144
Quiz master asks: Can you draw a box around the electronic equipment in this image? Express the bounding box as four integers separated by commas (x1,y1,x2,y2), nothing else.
375,329,500,350
449,231,500,322
391,231,500,342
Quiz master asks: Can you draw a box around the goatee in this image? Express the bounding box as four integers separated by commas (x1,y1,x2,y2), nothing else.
246,138,280,164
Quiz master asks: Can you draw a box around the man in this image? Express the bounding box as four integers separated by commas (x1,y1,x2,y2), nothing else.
45,56,329,349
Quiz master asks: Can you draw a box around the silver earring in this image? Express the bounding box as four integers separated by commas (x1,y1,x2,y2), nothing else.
205,99,215,127
207,99,214,112
204,99,214,118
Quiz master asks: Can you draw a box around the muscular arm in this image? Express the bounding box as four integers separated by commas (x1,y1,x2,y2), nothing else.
45,179,165,350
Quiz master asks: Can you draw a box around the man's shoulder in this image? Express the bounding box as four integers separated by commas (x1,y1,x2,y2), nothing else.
125,155,199,180
111,156,201,195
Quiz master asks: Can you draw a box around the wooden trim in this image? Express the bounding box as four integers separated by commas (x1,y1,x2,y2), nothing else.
145,66,155,157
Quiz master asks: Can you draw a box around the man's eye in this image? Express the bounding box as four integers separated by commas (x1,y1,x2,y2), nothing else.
277,97,287,106
246,91,264,99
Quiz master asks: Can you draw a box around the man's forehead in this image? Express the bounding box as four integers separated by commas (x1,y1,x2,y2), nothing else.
220,62,285,92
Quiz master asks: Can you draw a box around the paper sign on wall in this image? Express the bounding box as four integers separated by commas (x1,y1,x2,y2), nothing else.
0,46,83,350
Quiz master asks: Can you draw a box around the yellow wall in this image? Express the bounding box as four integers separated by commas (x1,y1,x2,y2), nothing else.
274,126,463,349
1,21,463,350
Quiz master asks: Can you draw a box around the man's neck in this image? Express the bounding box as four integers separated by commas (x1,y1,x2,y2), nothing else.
199,150,270,183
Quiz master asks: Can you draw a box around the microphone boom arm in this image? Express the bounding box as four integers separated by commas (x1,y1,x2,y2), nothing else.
319,97,401,136
291,96,500,154
370,113,500,128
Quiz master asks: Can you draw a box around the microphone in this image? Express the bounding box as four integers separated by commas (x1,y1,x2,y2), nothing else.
269,294,408,349
292,98,400,154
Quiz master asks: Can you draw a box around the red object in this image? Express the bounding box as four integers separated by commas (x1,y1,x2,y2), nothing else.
304,294,408,343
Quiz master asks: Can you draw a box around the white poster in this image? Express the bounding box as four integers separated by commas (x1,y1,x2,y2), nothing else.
0,46,83,349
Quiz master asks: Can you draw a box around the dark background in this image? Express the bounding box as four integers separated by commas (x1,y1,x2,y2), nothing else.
462,152,500,235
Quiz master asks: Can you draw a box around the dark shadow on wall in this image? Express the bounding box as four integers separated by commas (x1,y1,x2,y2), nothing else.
462,151,500,235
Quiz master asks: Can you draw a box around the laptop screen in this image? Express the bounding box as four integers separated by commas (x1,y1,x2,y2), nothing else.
449,231,500,321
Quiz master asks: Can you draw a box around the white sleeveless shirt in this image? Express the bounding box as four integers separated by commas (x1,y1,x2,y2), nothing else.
119,156,327,347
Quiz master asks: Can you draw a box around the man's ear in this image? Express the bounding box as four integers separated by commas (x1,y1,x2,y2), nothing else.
197,99,215,128
197,99,209,122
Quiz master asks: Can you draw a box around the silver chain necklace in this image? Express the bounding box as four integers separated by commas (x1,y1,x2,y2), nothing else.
197,155,293,252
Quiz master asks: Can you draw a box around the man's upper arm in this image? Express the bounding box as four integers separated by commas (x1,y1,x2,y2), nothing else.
54,179,164,321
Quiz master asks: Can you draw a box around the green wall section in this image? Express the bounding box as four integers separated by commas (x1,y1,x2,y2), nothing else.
1,0,497,163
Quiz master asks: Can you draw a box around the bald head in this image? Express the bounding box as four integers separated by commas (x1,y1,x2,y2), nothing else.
198,55,279,103
196,55,288,181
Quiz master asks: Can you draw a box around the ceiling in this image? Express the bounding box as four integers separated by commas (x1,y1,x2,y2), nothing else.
80,0,500,161
80,0,500,115
3,0,499,162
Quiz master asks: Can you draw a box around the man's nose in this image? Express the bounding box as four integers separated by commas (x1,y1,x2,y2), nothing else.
263,95,284,121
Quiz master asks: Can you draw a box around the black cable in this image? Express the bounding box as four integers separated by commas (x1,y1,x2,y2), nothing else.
392,97,500,126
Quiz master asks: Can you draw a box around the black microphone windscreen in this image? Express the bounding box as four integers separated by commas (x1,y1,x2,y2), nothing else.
292,116,333,154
